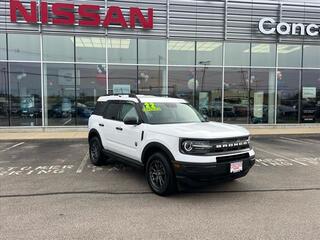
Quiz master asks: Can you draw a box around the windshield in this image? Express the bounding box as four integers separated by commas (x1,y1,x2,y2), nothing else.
141,102,205,124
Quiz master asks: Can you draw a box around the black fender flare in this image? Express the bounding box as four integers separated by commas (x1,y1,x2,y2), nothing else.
88,129,102,144
141,142,175,165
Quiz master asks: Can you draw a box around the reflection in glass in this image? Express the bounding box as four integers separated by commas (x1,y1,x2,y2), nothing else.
168,67,196,104
277,69,300,123
138,66,166,96
225,42,250,67
138,39,166,65
303,45,320,68
8,34,40,61
0,34,6,60
9,63,42,126
278,44,302,68
196,42,223,66
108,38,137,64
75,37,106,63
76,64,106,125
44,64,76,126
301,70,320,123
195,67,222,122
168,41,195,65
43,35,74,62
0,63,9,126
224,68,250,124
250,69,276,124
251,43,276,67
108,65,137,94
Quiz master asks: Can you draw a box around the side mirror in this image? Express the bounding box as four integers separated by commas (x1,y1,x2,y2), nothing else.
124,116,139,125
202,114,209,121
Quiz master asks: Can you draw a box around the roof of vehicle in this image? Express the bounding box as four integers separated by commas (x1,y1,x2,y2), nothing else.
97,95,188,103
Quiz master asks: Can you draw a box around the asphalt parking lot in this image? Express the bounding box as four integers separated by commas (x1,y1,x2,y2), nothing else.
0,135,320,239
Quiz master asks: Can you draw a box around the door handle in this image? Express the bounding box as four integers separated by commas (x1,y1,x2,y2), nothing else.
116,127,123,131
99,123,104,127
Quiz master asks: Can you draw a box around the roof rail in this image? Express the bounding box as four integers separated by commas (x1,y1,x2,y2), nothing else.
129,94,142,103
104,93,142,103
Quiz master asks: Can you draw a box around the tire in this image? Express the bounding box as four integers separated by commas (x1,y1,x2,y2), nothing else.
146,152,177,196
89,136,105,166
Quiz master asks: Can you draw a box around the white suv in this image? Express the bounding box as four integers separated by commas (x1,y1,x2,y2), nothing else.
88,95,255,196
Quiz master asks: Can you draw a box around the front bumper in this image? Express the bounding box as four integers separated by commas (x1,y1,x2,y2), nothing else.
173,155,255,185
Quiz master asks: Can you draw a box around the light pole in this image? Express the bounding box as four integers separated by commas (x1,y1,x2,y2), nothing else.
199,61,211,91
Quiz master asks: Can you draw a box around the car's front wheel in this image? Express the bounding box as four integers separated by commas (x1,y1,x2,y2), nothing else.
89,136,105,166
146,152,177,196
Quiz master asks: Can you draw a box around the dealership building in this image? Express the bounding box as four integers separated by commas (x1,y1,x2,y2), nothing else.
0,0,320,128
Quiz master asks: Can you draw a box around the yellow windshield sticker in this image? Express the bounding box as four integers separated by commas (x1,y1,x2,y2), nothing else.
143,103,161,112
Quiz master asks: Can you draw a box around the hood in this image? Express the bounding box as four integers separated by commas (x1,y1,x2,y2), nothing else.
147,122,250,139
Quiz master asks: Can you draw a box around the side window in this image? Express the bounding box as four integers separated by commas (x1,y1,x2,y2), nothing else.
103,102,121,120
93,101,107,116
118,103,139,122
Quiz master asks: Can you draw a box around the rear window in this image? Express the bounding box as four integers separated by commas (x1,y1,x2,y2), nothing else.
103,102,121,120
93,101,107,116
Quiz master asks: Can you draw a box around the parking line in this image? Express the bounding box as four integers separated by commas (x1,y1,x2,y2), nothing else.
76,151,89,174
254,146,308,166
280,137,317,145
0,142,25,153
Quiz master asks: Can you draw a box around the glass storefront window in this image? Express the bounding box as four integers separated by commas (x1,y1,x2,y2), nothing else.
138,66,166,96
168,41,195,66
43,35,75,62
75,37,106,63
196,42,223,66
251,43,276,67
108,65,137,94
0,34,6,60
250,69,276,124
8,34,40,61
44,64,76,126
277,69,300,123
108,38,137,64
76,64,106,125
168,67,196,104
278,44,302,68
196,67,223,122
0,63,9,126
224,68,250,124
225,42,250,67
301,70,320,123
9,63,42,126
303,45,320,68
138,39,166,65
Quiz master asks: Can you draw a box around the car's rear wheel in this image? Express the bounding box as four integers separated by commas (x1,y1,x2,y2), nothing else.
89,136,104,166
146,152,177,196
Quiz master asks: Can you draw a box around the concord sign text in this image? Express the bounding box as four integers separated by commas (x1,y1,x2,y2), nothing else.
10,0,154,30
259,17,320,36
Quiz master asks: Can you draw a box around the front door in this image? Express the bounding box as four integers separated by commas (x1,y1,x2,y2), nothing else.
114,102,143,161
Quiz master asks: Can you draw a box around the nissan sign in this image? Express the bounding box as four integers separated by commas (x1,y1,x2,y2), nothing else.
10,0,154,30
259,17,319,36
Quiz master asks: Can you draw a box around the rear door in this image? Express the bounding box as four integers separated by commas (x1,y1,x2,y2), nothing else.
100,101,122,152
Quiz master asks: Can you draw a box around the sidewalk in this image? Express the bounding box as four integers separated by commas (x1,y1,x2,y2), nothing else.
0,126,319,140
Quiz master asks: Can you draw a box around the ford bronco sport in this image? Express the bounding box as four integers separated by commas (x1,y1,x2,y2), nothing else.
88,95,255,196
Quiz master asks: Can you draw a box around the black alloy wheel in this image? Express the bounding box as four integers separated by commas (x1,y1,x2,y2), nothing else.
146,152,177,196
89,136,104,166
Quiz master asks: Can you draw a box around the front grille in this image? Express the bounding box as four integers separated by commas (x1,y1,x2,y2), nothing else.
216,153,250,163
208,136,250,154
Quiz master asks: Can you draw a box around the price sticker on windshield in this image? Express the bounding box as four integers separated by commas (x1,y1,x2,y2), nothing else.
143,103,161,112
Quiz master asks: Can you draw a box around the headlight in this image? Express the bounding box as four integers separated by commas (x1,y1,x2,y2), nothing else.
180,140,213,154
